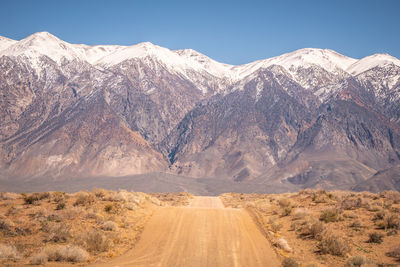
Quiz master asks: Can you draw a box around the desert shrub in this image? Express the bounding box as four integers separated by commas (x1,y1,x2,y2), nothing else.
345,255,369,267
24,192,50,204
125,203,136,211
0,219,12,233
104,202,122,214
341,197,363,210
382,191,400,204
0,192,20,200
56,202,66,210
366,202,382,212
320,209,342,223
350,220,362,228
42,245,89,262
312,190,331,203
276,238,292,252
0,243,20,260
44,223,72,243
52,192,66,203
93,188,107,199
24,195,39,204
387,229,398,236
104,204,113,213
29,252,48,265
74,192,95,206
318,231,350,256
300,218,325,240
278,198,292,208
375,212,400,230
85,230,112,252
282,257,299,267
367,232,383,243
59,207,83,220
281,206,292,217
269,216,282,232
112,190,130,202
292,208,309,220
387,246,400,260
343,211,358,219
102,221,118,231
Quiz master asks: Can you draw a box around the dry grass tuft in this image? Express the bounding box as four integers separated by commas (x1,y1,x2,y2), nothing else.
0,243,20,260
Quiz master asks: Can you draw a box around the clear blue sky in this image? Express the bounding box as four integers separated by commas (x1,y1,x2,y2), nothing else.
1,0,399,65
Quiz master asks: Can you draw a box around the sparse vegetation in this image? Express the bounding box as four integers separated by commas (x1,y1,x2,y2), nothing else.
320,208,342,223
318,231,350,256
40,245,89,262
368,232,384,244
221,190,400,266
84,230,112,253
0,189,188,265
282,257,299,267
387,246,400,260
0,243,20,261
345,255,370,266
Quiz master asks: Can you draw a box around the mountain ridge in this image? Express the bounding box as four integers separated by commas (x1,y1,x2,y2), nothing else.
1,32,400,193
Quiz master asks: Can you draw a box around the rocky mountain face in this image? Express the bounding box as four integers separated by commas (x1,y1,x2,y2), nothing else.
1,32,400,192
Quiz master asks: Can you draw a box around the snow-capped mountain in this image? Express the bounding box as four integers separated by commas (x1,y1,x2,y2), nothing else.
1,32,400,193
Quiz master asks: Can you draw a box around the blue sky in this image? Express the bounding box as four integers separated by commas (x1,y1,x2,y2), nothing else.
1,0,399,65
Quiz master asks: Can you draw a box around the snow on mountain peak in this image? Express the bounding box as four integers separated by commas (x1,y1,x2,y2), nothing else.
0,31,83,65
346,53,400,75
265,48,357,74
0,36,17,52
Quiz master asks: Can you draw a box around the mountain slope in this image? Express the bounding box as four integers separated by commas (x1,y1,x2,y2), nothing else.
1,32,400,192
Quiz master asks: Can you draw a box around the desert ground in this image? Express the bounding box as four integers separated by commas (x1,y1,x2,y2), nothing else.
0,190,399,266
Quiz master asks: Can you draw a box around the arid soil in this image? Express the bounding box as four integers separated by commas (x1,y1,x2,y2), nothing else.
221,190,400,266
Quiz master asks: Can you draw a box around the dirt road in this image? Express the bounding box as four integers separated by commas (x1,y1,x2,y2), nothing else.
90,196,279,267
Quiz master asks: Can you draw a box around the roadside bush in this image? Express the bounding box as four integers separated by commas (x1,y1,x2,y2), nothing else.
318,231,350,256
367,232,383,244
292,208,309,220
269,216,282,232
42,245,89,263
282,257,299,267
85,230,112,252
302,219,325,240
0,243,20,260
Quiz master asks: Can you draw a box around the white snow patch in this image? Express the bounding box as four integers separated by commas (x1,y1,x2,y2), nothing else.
347,54,400,75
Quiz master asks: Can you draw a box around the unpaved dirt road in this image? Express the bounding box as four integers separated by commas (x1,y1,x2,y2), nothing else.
90,196,279,267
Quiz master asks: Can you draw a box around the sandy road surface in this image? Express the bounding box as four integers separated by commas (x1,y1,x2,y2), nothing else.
90,196,279,267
